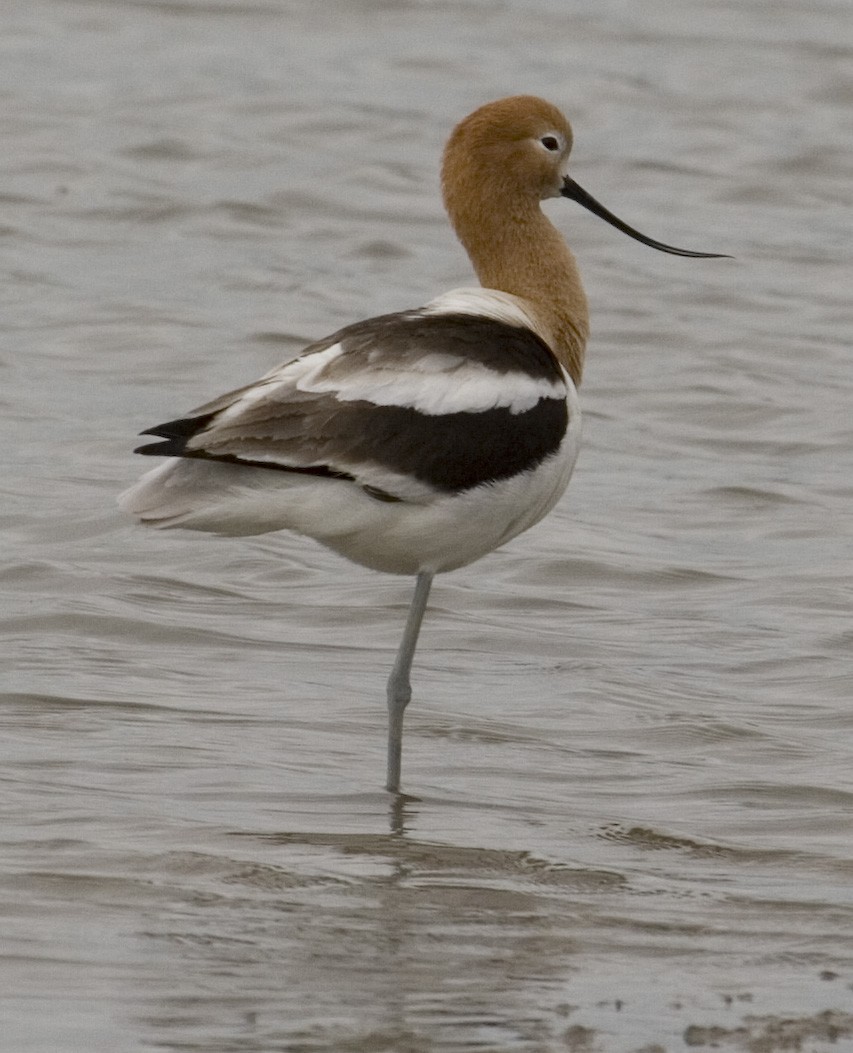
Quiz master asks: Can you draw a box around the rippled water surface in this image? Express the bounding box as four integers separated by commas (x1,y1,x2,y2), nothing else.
3,1,853,1050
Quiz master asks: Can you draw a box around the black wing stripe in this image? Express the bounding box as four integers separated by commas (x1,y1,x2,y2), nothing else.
324,310,564,381
137,396,568,494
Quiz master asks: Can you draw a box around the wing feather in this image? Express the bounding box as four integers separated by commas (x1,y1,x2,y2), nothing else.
135,308,570,497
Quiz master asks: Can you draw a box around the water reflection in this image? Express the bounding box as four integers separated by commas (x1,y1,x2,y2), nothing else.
132,824,625,1051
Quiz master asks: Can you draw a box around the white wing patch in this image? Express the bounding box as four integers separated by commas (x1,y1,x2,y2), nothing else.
297,347,563,415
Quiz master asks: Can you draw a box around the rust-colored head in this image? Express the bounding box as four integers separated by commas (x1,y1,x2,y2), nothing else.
442,95,574,219
442,95,729,260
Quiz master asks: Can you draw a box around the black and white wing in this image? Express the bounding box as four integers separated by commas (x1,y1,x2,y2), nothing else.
135,300,571,503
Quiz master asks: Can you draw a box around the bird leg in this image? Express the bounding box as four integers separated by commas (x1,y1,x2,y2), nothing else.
385,571,433,793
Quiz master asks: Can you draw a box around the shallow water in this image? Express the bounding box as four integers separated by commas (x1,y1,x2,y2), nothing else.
2,0,853,1050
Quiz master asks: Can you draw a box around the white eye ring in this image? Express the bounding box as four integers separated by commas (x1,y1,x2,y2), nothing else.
539,134,561,152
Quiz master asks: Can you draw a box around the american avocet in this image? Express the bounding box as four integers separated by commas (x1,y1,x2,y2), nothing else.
120,96,725,793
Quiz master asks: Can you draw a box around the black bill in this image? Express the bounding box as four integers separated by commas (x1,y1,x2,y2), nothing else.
561,176,729,258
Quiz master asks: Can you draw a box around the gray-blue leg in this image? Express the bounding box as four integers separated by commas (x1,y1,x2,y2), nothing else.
386,571,433,793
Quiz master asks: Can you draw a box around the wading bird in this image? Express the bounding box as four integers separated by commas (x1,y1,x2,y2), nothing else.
120,96,726,793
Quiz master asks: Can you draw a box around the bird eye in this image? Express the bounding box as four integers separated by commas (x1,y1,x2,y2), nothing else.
540,135,561,152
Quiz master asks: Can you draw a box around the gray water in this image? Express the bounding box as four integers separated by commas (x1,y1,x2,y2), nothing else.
3,1,853,1050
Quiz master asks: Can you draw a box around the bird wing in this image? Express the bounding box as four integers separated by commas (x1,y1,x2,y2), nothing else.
136,307,570,500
